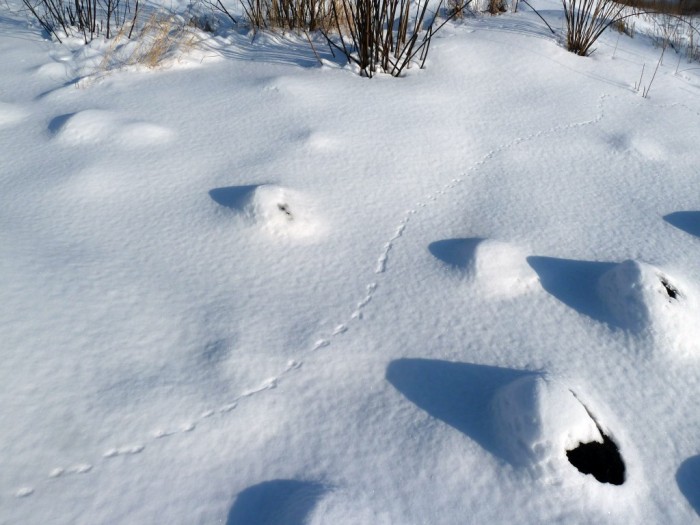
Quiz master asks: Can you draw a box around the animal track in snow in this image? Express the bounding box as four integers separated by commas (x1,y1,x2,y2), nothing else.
15,487,34,498
48,464,93,478
103,445,145,458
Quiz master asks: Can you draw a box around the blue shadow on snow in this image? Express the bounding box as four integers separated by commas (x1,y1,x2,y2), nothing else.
47,112,77,135
527,256,618,327
428,238,485,269
664,211,700,239
677,455,700,517
209,185,262,210
227,479,326,525
386,358,536,464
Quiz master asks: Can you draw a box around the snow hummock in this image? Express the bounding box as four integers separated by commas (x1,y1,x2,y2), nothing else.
51,109,174,147
491,374,602,471
210,183,327,240
429,238,537,296
597,260,700,354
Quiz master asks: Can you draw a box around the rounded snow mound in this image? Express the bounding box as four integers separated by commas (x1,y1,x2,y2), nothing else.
0,102,28,129
491,375,603,471
52,109,173,147
251,185,326,240
596,260,699,355
471,240,538,297
212,184,326,241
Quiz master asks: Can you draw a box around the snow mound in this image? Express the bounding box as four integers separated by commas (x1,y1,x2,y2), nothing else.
0,102,28,128
471,240,537,297
51,109,173,147
597,260,699,354
430,238,536,297
491,375,603,472
211,184,326,240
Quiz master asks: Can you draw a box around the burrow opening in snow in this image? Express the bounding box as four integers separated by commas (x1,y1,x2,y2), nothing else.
659,277,680,300
566,430,625,485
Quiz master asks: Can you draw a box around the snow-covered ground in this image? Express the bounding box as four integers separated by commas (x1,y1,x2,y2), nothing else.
1,0,699,522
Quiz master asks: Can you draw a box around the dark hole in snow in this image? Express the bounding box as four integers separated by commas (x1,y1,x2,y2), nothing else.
660,277,679,300
277,203,293,220
566,433,625,485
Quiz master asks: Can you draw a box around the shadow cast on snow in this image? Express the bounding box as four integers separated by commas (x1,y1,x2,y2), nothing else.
227,479,326,525
677,455,700,517
209,184,263,210
527,256,619,327
664,211,700,239
47,112,77,134
203,29,344,70
386,358,536,463
428,238,485,269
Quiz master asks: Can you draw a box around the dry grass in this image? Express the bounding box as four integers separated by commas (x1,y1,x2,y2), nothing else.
96,11,200,73
128,12,199,68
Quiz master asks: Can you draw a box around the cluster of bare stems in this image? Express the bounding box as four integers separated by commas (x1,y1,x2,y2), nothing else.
563,0,700,56
209,0,471,76
21,0,138,43
322,0,472,76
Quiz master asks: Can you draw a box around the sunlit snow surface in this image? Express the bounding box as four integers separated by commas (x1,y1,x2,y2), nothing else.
1,1,699,523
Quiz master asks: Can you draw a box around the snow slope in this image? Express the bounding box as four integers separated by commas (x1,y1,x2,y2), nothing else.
1,0,699,523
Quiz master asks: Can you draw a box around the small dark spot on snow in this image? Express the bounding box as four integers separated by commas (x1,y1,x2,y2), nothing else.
660,277,679,300
277,203,293,220
567,432,625,485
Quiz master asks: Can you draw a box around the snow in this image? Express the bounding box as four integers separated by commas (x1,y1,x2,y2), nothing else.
1,0,699,523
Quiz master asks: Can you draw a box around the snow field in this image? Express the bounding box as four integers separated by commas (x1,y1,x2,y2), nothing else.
1,0,699,522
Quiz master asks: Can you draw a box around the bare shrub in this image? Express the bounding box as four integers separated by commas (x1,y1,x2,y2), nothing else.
21,0,138,43
448,0,469,18
563,0,700,57
562,0,630,55
210,0,338,31
485,0,507,13
322,0,470,77
645,11,700,59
